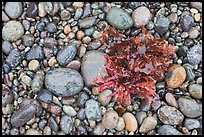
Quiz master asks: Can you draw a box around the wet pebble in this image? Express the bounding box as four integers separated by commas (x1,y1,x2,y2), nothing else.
139,116,157,133
45,68,84,97
98,89,112,106
60,10,71,20
60,115,73,134
180,15,194,32
87,40,101,50
188,27,199,39
186,44,202,65
46,23,57,33
2,21,24,42
132,6,151,28
165,92,178,108
2,41,13,55
79,17,96,28
37,89,53,103
26,2,38,18
11,105,37,127
5,49,21,68
122,112,138,132
184,118,200,130
4,2,22,19
44,2,53,14
43,126,52,135
22,34,35,47
178,97,202,118
85,99,101,120
28,60,40,71
81,50,107,87
48,116,59,132
31,70,45,93
158,125,183,135
77,92,89,108
115,117,125,131
57,44,77,66
188,84,202,99
47,103,62,115
25,129,42,135
157,105,184,125
66,60,81,71
63,105,77,117
166,65,186,88
93,123,105,135
25,46,44,61
2,90,14,107
155,15,170,35
102,110,119,129
183,63,195,81
77,108,86,120
106,7,133,30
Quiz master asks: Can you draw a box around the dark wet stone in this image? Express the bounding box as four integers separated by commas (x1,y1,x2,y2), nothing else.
5,49,21,67
180,15,194,32
155,15,170,35
37,89,53,103
87,40,101,50
48,116,59,132
26,2,38,18
2,41,13,55
56,44,77,66
45,68,84,97
77,108,86,120
46,23,57,33
25,46,44,61
22,34,34,47
44,37,58,48
2,90,14,107
11,105,37,127
77,92,89,108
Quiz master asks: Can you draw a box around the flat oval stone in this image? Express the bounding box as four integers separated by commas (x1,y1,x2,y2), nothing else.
102,110,119,129
166,65,186,88
132,6,151,28
45,68,84,97
2,21,24,42
5,2,22,19
81,50,107,87
2,90,14,107
188,84,202,99
178,97,202,118
25,129,42,135
122,112,138,132
5,49,21,67
157,106,184,125
139,116,157,133
115,117,125,131
98,89,112,106
184,118,200,130
158,125,183,135
79,17,96,28
57,44,77,66
165,92,178,108
11,105,37,127
31,70,45,93
180,15,194,32
106,7,133,30
60,115,73,134
85,99,101,120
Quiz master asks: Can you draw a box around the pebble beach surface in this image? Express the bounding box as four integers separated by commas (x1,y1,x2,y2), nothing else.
2,2,202,135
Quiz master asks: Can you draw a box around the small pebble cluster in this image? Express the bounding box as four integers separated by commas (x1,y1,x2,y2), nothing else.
2,2,202,135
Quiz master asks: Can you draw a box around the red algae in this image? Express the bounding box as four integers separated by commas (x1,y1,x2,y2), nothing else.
93,26,176,105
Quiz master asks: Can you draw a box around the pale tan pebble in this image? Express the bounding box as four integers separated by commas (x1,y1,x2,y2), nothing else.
38,2,47,17
64,24,72,35
30,26,35,34
88,119,96,128
122,112,138,132
190,8,198,14
43,126,51,135
8,72,14,81
115,117,125,131
76,30,85,40
191,129,197,135
63,38,70,43
28,60,40,71
92,87,99,95
194,13,201,22
139,116,157,133
72,2,84,8
25,129,42,135
48,57,57,67
26,116,36,125
102,110,119,129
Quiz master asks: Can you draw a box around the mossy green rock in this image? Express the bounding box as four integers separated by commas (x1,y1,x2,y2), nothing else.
106,7,133,30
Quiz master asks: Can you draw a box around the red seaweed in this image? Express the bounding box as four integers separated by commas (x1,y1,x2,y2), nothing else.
94,26,176,105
